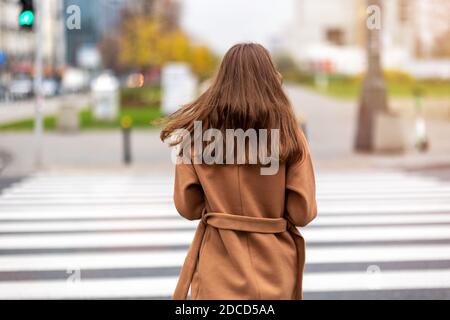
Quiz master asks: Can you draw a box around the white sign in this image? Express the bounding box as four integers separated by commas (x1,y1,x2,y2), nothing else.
91,73,119,121
77,45,101,70
161,63,197,115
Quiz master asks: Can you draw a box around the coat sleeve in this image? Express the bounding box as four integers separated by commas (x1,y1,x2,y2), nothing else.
285,132,317,227
174,163,205,221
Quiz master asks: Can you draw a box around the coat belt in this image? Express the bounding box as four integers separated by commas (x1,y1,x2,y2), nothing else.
172,211,306,300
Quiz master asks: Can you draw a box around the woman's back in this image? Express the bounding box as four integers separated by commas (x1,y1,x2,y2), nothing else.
162,43,317,300
188,164,287,219
173,130,316,299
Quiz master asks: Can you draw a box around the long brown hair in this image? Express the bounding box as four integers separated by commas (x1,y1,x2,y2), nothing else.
160,43,304,164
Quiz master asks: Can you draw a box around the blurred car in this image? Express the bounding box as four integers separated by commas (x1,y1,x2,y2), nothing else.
9,74,33,99
61,68,89,93
42,77,59,97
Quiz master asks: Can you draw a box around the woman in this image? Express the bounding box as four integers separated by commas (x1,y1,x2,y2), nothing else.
161,43,317,300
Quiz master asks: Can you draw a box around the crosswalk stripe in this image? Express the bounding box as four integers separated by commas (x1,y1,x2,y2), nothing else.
0,252,186,271
0,231,193,249
0,219,196,232
8,181,443,191
0,244,449,272
318,204,450,214
1,269,450,299
310,214,450,225
1,213,450,233
1,225,450,249
302,225,450,242
7,182,445,189
0,277,177,299
0,201,450,212
2,199,450,206
3,191,450,201
1,170,450,299
304,269,450,292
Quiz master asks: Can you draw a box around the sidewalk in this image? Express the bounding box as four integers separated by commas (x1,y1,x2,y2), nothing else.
0,94,90,125
285,85,450,171
0,129,173,177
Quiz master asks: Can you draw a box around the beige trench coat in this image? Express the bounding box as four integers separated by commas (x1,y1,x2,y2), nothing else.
172,132,317,300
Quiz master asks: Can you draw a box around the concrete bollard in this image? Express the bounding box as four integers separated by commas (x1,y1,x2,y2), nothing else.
57,99,79,133
121,116,133,165
413,87,429,153
373,111,410,153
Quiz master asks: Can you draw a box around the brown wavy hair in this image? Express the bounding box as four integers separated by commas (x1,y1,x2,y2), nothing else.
160,43,305,164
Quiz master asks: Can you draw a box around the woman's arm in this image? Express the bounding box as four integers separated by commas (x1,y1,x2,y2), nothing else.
174,163,205,220
285,134,317,227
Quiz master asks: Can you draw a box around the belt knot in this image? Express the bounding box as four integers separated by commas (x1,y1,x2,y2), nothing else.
173,210,306,300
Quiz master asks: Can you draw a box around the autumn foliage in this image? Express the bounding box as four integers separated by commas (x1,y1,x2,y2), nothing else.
118,16,217,80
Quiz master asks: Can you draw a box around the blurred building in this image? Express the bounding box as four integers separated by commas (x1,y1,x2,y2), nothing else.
64,0,181,67
287,0,450,76
0,0,65,76
0,0,35,72
64,0,105,66
42,0,66,72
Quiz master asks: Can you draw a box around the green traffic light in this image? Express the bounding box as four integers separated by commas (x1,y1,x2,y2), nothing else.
19,10,34,26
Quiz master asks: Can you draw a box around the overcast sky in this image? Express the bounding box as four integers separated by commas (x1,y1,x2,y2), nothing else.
180,0,295,54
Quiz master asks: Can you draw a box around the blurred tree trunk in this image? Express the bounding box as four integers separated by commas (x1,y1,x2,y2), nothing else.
98,34,121,71
355,0,388,152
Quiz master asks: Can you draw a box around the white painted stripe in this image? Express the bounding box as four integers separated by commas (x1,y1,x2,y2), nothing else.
6,186,450,195
0,219,196,232
8,186,446,196
304,269,450,292
26,173,430,180
14,180,443,189
0,204,176,211
4,191,450,201
1,203,450,220
14,181,173,186
0,231,195,249
318,203,450,214
0,199,172,205
0,252,187,271
307,244,450,263
0,244,449,272
313,214,450,225
24,176,423,183
1,225,450,249
1,269,450,299
318,199,450,204
0,277,177,299
2,202,445,213
302,225,450,242
4,190,174,195
0,209,179,220
317,193,450,200
3,197,450,206
14,174,441,183
1,213,450,232
16,180,173,185
2,189,173,195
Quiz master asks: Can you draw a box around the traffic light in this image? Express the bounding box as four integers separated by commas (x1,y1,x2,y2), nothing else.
19,0,34,30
